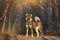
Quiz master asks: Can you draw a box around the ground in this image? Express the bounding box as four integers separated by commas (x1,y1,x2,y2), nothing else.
0,33,60,40
16,35,60,40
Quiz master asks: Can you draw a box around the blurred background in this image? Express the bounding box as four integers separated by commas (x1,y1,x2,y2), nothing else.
0,0,60,35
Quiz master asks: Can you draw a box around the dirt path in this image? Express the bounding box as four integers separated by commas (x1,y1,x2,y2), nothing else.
0,34,60,40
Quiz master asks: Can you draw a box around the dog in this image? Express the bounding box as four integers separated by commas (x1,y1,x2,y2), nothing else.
33,16,43,37
25,13,43,37
25,13,33,37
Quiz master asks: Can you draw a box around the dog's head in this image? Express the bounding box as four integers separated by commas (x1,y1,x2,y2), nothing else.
26,13,32,22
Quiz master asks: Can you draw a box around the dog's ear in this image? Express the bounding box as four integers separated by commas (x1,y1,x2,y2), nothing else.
26,13,27,16
31,14,32,16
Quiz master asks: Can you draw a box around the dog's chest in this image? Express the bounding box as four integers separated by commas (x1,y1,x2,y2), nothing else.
26,21,33,25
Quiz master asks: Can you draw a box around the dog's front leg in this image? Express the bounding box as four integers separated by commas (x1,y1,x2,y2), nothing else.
26,25,29,37
31,28,33,37
30,25,33,37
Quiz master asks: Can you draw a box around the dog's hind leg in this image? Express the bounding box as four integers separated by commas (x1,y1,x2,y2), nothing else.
35,27,39,37
39,29,43,37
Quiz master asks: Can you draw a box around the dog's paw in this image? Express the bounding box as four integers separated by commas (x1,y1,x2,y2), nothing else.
26,35,28,37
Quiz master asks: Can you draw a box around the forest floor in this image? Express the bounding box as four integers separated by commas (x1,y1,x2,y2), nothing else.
0,33,60,40
16,35,60,40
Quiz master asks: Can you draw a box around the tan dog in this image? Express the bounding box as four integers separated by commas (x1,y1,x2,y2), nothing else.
25,13,33,37
25,13,43,37
33,16,43,37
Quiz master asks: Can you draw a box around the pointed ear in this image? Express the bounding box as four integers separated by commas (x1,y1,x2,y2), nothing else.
31,14,32,16
26,13,27,16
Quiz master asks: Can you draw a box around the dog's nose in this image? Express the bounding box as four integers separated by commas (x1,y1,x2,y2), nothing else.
28,18,30,20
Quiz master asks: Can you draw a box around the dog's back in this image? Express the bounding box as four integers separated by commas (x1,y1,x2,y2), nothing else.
33,16,43,30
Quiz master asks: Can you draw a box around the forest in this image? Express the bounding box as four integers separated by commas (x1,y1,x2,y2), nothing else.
0,0,60,35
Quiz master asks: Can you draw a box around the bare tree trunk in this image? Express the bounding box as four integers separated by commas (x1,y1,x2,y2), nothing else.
54,0,59,34
7,0,14,33
2,3,9,33
12,14,21,33
12,20,16,33
8,12,11,32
